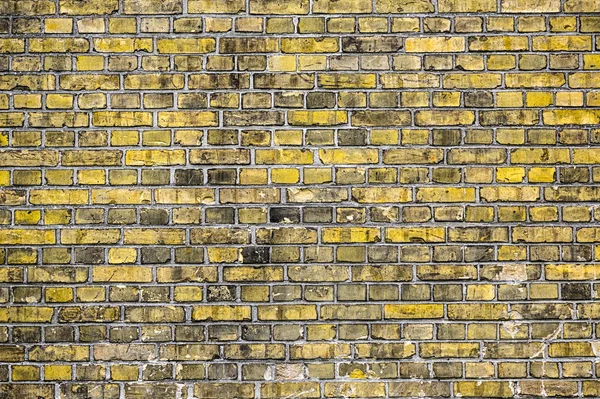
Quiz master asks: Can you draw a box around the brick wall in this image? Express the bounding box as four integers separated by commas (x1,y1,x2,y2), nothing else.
1,0,600,398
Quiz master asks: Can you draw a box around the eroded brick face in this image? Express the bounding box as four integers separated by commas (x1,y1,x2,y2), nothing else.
1,0,600,398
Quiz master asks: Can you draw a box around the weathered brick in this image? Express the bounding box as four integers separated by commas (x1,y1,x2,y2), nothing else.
158,111,219,127
315,0,373,13
157,38,216,53
290,343,351,359
30,38,89,52
448,304,509,320
94,38,153,52
93,266,153,283
513,226,572,243
384,304,444,319
257,305,317,320
506,72,566,88
93,112,153,127
415,110,475,126
405,37,465,52
544,110,600,125
122,0,182,14
192,305,251,321
94,344,156,361
59,0,119,14
380,73,439,88
454,381,514,398
195,383,254,399
443,73,502,88
385,227,445,242
502,0,560,12
2,0,599,394
188,0,245,13
352,111,410,126
439,0,496,12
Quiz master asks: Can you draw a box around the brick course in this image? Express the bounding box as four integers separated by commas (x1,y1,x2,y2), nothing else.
1,0,600,397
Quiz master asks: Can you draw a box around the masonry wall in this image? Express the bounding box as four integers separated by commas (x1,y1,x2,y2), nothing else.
2,0,600,398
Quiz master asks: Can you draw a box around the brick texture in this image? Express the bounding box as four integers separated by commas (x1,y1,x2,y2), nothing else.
2,0,600,398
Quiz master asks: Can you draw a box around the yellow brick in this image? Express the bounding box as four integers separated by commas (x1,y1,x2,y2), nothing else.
46,93,73,109
455,382,514,398
250,0,309,14
30,38,89,53
376,0,433,12
240,168,268,185
416,187,476,202
315,0,372,13
125,150,186,166
526,91,553,107
433,91,461,107
533,35,592,51
271,168,300,184
93,266,153,283
322,227,381,243
108,248,137,264
93,37,152,52
45,365,72,381
192,305,251,321
502,0,559,12
14,210,41,225
46,287,74,302
352,110,411,126
45,18,73,33
511,148,570,164
381,73,438,88
61,229,120,245
439,0,496,12
123,228,185,245
158,111,218,127
480,186,540,202
288,110,347,126
0,39,25,53
319,149,378,164
93,111,153,127
268,55,297,72
111,365,138,381
0,307,54,323
30,189,88,205
443,73,502,89
556,91,584,107
258,305,317,320
319,74,377,89
506,73,566,88
497,91,524,107
256,149,313,164
12,365,40,381
513,226,572,243
570,72,600,88
415,110,475,126
384,304,444,319
469,36,528,51
487,54,516,70
75,55,104,71
405,37,465,53
157,38,216,53
14,94,42,109
351,187,411,203
92,189,151,204
385,227,445,243
324,382,385,398
172,286,203,302
544,110,600,125
108,17,137,33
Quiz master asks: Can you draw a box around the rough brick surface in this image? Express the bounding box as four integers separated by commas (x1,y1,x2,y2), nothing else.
1,0,600,398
